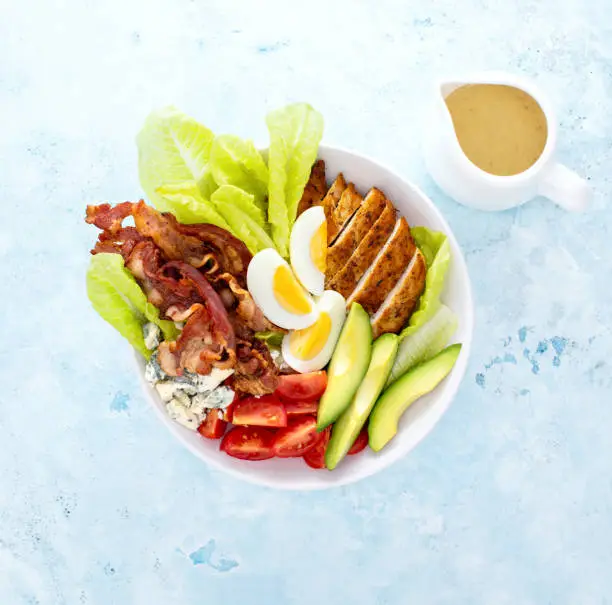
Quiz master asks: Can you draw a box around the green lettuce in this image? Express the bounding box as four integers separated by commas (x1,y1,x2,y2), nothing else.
400,227,452,340
86,253,179,358
156,182,230,228
254,331,284,348
211,186,275,254
136,106,215,210
387,304,458,386
266,103,324,257
212,184,265,226
210,135,269,210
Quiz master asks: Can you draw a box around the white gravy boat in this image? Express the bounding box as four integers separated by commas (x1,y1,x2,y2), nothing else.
423,71,592,212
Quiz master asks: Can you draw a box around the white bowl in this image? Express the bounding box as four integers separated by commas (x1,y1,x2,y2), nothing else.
135,145,474,490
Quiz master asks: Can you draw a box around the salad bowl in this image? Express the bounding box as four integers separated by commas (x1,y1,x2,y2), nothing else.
135,144,474,490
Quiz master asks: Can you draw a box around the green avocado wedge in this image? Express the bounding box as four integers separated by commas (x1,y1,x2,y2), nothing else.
316,303,372,431
325,333,399,470
368,343,462,452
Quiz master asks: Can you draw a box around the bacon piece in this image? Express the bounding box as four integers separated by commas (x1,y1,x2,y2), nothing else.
85,202,133,234
132,201,251,282
215,272,286,334
233,337,279,395
176,222,252,283
155,262,236,376
126,242,193,312
92,227,148,259
158,305,235,376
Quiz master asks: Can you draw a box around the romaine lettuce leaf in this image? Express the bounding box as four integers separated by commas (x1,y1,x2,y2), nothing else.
254,331,284,348
211,187,275,254
136,106,215,209
86,253,179,358
387,304,458,386
156,182,230,228
210,135,269,210
212,184,265,226
400,227,452,340
266,103,324,257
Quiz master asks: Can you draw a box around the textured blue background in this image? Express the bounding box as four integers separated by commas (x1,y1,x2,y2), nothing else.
2,1,611,603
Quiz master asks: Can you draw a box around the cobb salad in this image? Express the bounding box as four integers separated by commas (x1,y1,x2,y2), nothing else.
85,103,461,471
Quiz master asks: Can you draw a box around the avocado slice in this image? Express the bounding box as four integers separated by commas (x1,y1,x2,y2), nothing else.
325,333,399,469
368,343,462,451
316,303,372,430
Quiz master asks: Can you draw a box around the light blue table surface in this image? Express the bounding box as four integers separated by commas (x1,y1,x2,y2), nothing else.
2,1,611,603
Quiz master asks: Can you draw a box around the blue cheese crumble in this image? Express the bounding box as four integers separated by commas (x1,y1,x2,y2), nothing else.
143,322,162,351
144,347,235,431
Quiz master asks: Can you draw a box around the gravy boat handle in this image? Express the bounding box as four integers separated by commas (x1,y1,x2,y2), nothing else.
538,162,592,212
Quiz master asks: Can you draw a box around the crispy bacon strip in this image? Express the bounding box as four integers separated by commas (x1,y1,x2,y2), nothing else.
158,305,235,376
155,262,236,376
216,272,286,333
86,202,133,234
92,226,148,259
176,222,251,282
233,337,279,395
132,202,251,281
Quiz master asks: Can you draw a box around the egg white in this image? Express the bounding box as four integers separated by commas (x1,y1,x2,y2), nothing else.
247,248,319,330
282,290,347,373
290,206,326,296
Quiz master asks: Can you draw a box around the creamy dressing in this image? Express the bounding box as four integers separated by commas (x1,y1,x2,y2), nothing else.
445,84,548,176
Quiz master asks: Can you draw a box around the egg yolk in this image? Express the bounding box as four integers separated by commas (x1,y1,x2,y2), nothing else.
273,264,312,315
310,221,327,273
289,312,332,360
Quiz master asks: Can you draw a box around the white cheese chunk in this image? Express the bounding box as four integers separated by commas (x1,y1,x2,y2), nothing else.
182,368,234,393
192,386,235,415
143,323,162,350
155,381,179,403
166,399,199,430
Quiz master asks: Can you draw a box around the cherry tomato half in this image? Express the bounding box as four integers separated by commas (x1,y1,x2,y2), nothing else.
303,426,332,469
220,426,275,460
272,416,320,458
275,371,327,402
197,409,228,440
231,394,287,428
347,427,369,455
282,399,319,415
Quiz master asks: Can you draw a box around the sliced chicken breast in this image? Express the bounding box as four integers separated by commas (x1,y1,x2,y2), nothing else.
371,248,427,338
297,159,327,216
347,217,416,315
328,200,396,295
326,188,387,278
320,174,347,243
330,184,362,243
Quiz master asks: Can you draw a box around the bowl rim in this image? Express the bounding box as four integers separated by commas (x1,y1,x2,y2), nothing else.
135,143,475,490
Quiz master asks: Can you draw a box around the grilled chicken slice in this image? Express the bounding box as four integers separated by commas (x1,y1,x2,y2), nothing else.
328,200,396,296
320,174,347,243
371,248,427,338
347,217,416,315
297,159,327,216
326,188,387,279
330,184,362,243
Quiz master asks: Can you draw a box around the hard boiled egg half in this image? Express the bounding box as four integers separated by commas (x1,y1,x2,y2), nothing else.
247,248,319,330
282,290,347,373
290,206,326,296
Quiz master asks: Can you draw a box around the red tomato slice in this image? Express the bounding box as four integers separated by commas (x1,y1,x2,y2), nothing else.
303,426,332,469
272,416,320,458
275,371,327,402
282,399,319,415
348,427,369,455
231,394,287,428
220,426,275,460
197,409,228,440
223,400,237,423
